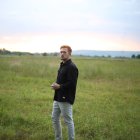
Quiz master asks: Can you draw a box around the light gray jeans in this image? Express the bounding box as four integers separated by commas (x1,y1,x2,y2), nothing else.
52,101,75,140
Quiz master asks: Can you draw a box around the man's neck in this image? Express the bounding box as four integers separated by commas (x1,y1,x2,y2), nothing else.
62,58,70,63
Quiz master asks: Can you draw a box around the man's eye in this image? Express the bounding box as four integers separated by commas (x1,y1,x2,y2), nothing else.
61,51,66,54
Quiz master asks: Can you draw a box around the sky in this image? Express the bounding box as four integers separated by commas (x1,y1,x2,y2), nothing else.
0,0,140,53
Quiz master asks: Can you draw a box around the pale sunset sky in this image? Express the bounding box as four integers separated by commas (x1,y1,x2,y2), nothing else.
0,0,140,53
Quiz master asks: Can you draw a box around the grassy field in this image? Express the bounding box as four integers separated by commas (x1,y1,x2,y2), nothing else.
0,55,140,140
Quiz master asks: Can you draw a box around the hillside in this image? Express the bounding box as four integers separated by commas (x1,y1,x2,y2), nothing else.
73,50,140,57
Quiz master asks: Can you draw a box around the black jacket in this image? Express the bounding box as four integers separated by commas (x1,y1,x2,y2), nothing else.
54,59,78,105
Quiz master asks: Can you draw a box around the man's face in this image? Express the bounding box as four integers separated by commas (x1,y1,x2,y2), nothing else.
60,48,70,61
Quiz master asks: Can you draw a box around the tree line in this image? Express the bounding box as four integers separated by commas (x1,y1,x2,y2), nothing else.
131,54,140,59
0,48,58,56
0,48,140,58
0,48,33,55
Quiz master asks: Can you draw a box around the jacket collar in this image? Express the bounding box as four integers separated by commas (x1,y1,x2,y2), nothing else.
60,59,71,66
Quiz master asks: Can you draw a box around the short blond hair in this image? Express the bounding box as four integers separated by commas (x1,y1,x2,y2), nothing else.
60,45,72,55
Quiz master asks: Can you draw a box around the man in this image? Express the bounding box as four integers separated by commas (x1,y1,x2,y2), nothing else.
51,45,78,140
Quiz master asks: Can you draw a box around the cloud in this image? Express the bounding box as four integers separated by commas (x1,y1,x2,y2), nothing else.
0,0,140,52
0,0,139,30
1,32,140,53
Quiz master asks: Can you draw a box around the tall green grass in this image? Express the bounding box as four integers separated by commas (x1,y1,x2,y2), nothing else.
0,56,140,140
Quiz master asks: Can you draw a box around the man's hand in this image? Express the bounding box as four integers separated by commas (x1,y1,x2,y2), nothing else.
51,83,60,90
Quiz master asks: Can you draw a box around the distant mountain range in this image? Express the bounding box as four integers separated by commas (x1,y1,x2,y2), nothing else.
72,50,140,57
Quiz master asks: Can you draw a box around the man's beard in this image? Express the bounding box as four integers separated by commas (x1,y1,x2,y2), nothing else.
61,57,68,62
